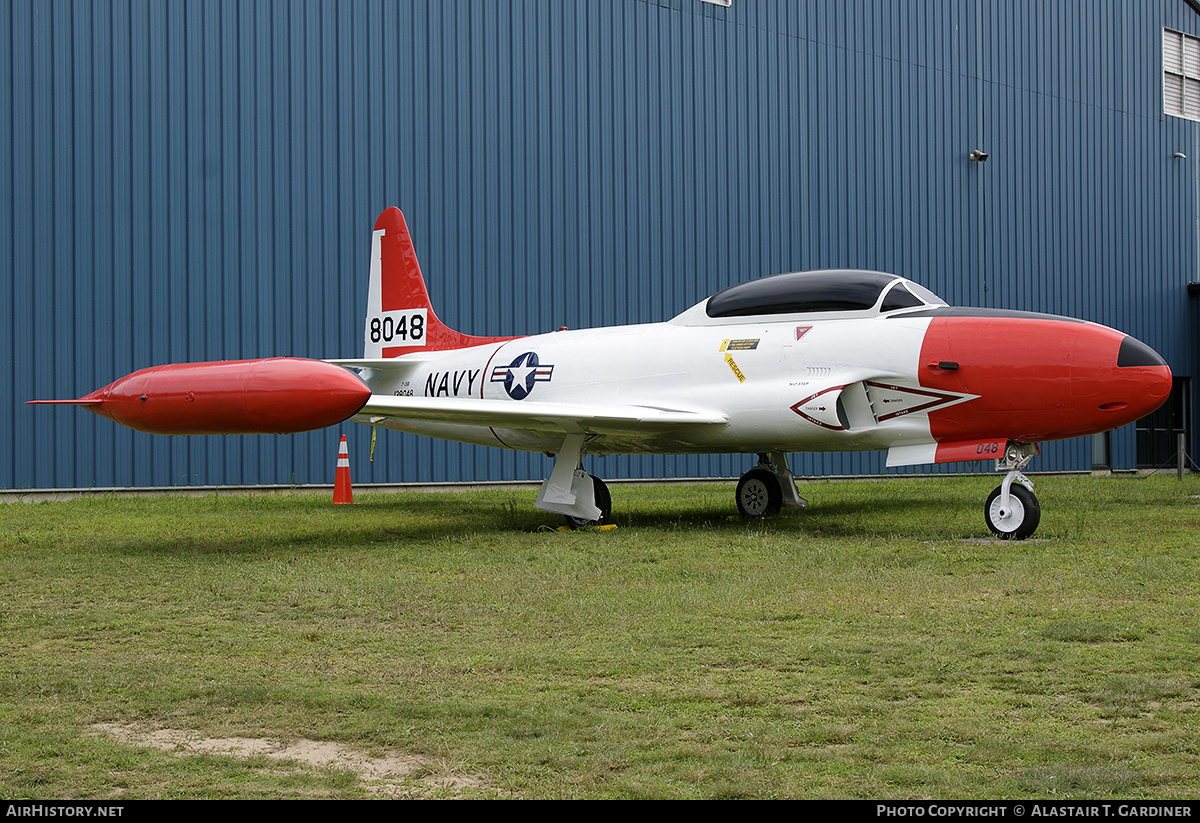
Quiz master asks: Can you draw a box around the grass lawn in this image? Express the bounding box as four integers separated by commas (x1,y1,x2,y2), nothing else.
1,474,1198,798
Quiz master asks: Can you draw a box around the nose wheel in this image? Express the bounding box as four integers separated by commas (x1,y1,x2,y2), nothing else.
984,442,1041,539
984,482,1040,539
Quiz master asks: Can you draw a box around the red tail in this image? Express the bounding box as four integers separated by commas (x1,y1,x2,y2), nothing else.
365,207,512,357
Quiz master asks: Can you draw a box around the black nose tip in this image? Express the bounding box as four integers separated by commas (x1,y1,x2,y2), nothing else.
1117,336,1167,368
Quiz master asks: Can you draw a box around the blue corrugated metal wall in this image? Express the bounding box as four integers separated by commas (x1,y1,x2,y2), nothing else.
3,0,1198,490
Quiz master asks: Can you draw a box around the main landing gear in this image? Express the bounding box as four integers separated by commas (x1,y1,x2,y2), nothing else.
564,474,612,529
535,433,612,528
984,442,1041,540
735,453,808,518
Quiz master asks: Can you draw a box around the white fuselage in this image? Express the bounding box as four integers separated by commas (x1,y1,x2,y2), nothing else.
353,303,942,458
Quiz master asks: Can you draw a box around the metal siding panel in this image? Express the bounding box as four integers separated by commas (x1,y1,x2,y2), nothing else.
1,0,20,488
28,1,55,486
70,0,93,486
143,1,168,485
0,2,8,487
127,0,153,484
49,0,71,485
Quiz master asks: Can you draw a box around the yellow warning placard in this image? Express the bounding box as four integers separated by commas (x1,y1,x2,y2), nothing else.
724,353,746,383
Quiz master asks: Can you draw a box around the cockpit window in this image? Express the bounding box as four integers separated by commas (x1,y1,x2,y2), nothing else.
880,282,924,312
902,281,948,308
705,270,922,318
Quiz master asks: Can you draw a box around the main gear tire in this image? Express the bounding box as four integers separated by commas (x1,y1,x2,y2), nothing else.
563,475,612,529
736,468,783,518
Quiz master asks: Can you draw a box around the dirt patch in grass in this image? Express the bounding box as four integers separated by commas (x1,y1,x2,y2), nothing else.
91,723,488,798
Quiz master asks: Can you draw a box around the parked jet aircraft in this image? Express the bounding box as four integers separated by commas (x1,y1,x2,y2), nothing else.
31,207,1172,539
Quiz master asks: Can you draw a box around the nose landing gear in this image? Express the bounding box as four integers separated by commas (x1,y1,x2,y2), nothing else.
984,442,1041,539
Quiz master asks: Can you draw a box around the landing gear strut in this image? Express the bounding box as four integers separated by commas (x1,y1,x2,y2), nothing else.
535,432,612,528
984,442,1041,540
735,453,807,518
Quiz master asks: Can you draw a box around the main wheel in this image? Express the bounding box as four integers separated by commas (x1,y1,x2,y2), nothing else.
984,484,1040,540
736,468,783,518
563,475,612,529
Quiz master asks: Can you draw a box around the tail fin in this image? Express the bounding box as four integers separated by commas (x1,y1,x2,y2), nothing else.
364,207,513,357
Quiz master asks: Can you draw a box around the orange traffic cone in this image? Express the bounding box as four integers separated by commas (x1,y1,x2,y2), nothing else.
333,434,354,504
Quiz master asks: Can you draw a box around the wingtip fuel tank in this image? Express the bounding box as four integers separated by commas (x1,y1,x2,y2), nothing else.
28,358,370,435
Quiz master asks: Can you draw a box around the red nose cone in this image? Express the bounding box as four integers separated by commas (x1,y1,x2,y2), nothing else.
922,316,1172,444
85,358,370,435
1085,335,1173,424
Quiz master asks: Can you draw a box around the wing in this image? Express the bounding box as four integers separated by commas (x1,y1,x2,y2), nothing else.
356,395,727,436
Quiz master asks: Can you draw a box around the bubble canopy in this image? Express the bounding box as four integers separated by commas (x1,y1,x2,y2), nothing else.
704,270,946,318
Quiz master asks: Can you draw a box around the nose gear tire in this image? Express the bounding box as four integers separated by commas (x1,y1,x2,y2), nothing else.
984,484,1040,540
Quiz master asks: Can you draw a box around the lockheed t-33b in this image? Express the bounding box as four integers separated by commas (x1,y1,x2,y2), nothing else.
32,208,1172,540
